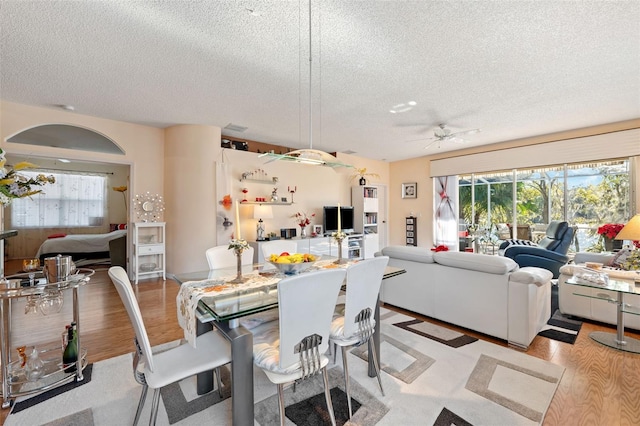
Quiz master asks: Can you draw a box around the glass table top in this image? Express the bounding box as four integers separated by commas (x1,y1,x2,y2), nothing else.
171,260,405,322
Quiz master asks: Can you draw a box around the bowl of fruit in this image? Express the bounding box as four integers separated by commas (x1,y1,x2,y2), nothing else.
267,252,319,275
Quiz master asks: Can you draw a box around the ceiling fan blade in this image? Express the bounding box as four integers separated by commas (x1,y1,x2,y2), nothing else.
449,128,480,138
405,136,436,143
423,139,441,150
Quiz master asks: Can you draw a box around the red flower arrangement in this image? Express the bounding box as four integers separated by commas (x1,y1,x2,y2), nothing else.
430,245,449,252
597,223,624,239
293,211,315,228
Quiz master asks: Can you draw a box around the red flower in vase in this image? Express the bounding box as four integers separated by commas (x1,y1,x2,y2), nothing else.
597,223,624,239
292,211,315,228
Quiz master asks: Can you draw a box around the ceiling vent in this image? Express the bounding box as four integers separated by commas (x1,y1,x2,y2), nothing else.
224,123,248,133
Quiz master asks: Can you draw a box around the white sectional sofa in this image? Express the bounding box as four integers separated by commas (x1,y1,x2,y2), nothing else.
558,252,640,330
378,246,553,349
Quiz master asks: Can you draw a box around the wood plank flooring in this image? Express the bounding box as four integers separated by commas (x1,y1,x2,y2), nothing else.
1,263,640,425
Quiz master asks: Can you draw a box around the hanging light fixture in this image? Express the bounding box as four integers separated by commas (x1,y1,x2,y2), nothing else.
259,0,353,169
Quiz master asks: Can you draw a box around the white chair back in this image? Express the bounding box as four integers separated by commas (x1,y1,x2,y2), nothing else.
108,266,156,372
342,256,389,337
277,269,346,369
205,245,254,269
260,240,298,261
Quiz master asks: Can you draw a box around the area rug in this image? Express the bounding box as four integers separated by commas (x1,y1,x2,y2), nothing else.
6,309,565,426
537,284,582,344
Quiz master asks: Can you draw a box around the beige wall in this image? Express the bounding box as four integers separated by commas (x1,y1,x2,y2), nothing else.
1,101,164,271
0,101,391,277
164,124,221,274
388,119,640,249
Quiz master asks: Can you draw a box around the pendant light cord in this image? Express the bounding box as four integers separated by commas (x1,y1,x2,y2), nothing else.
308,0,313,150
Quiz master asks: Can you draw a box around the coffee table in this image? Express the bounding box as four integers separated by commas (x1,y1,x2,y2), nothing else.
566,274,640,353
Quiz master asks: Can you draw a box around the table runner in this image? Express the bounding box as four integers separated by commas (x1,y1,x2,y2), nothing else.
176,259,355,346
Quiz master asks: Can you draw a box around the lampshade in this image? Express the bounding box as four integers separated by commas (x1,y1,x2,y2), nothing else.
615,214,640,240
253,205,273,220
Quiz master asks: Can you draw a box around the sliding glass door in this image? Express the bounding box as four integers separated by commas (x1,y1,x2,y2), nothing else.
458,159,631,254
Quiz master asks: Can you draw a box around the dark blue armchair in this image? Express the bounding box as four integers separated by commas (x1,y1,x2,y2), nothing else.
500,221,574,278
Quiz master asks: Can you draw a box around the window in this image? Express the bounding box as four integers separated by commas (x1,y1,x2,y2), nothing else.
459,159,631,253
11,171,107,228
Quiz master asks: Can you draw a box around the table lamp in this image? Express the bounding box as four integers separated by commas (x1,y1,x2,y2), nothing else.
615,214,640,246
254,205,273,241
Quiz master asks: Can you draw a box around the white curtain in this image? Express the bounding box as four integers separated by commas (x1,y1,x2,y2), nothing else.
10,171,107,227
433,176,459,249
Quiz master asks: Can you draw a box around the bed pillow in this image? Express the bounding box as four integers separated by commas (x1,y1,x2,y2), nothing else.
48,233,66,239
110,223,128,232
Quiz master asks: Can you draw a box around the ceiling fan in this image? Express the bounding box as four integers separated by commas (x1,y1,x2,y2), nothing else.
408,124,480,149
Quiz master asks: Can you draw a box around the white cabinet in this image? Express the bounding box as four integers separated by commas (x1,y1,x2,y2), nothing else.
133,222,166,284
250,236,349,263
352,186,379,258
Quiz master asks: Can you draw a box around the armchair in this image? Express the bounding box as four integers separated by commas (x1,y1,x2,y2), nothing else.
501,221,574,278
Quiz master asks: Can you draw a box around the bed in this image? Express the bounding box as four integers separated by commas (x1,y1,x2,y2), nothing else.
36,229,128,263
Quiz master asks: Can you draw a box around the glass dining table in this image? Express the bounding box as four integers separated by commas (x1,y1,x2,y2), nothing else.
170,259,405,426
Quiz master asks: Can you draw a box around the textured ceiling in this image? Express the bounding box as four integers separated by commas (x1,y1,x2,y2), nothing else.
1,0,639,162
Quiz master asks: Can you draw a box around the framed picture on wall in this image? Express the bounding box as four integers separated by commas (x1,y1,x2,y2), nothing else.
402,182,417,199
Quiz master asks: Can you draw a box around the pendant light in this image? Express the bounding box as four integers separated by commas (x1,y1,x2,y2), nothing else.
259,0,352,169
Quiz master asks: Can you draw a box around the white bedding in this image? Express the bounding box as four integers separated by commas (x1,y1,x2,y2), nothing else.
36,229,127,259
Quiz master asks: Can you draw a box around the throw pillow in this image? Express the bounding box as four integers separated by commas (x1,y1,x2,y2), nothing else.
610,248,633,268
503,239,537,247
47,233,66,239
109,223,128,232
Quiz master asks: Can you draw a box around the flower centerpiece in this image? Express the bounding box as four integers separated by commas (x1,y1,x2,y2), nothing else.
227,238,249,284
0,149,55,206
597,223,624,251
292,211,315,238
228,238,249,252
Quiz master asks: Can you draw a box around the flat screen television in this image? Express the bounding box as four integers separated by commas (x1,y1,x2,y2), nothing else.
323,206,355,234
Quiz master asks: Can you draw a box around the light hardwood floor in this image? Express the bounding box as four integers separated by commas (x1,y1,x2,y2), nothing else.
1,263,639,425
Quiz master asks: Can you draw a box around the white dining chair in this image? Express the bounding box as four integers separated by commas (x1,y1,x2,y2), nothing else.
108,266,232,426
205,245,254,269
252,268,347,426
329,256,389,419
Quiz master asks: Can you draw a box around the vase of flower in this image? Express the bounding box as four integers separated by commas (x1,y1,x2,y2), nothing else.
293,211,314,239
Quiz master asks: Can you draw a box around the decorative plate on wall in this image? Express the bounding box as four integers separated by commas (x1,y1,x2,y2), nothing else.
134,192,165,222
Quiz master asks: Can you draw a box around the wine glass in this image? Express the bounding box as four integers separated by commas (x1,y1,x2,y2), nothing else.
22,258,40,286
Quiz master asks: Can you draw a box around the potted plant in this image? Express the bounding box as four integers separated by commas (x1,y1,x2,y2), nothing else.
351,168,380,186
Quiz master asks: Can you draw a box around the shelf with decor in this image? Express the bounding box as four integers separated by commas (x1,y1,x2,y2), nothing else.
239,178,279,185
240,201,292,206
133,222,166,284
352,186,380,258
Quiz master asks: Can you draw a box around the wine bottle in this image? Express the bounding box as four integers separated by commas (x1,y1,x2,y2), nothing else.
62,323,77,373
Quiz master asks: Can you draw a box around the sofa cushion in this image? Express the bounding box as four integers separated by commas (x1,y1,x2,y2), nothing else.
381,246,435,264
433,251,518,274
510,266,553,286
